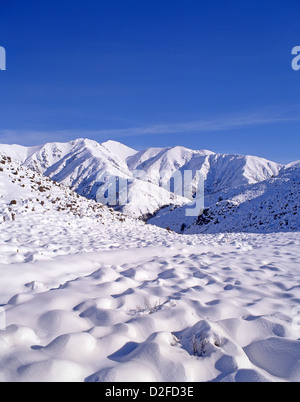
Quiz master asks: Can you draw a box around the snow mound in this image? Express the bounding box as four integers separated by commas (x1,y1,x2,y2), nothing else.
0,230,299,382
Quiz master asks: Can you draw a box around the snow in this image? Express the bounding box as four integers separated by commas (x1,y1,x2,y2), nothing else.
0,152,299,382
0,139,282,219
118,179,189,220
150,160,300,234
101,140,137,161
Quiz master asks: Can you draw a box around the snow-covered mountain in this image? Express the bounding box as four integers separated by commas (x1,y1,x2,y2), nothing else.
0,139,283,220
0,152,135,234
0,152,179,264
149,161,300,233
127,145,281,194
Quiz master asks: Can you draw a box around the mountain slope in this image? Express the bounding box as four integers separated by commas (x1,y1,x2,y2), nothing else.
149,161,300,233
127,146,281,195
0,152,134,229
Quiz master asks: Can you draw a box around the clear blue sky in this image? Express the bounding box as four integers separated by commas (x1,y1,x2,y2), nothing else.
0,0,299,163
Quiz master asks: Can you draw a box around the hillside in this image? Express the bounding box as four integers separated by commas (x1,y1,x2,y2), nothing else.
0,153,151,263
149,161,300,233
0,152,132,224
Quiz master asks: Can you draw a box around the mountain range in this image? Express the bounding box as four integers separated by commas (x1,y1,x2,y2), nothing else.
0,138,285,223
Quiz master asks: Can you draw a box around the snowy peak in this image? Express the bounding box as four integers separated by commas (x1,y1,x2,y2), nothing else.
101,140,137,161
242,154,282,184
203,153,281,194
0,143,43,163
127,145,213,172
128,145,281,197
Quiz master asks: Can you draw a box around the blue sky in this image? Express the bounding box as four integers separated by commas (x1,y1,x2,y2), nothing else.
0,0,299,163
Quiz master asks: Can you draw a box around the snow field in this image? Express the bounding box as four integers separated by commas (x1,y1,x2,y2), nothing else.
0,151,299,382
0,231,299,382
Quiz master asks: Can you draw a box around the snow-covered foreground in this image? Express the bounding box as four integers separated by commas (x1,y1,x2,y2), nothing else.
0,208,299,382
0,153,300,382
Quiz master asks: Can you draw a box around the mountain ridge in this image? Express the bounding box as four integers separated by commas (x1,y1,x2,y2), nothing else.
0,138,289,220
